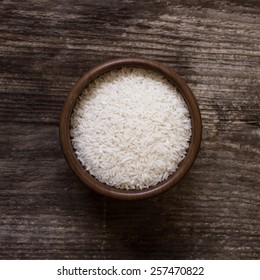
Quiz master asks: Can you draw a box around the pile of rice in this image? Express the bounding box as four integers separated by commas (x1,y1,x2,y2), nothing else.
70,67,191,190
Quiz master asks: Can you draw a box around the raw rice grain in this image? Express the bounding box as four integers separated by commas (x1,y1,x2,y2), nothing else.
70,67,191,190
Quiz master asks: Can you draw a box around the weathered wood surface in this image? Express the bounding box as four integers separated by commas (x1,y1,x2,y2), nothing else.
0,0,259,259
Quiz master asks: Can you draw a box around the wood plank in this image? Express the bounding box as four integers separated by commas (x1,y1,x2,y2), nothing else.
0,0,259,259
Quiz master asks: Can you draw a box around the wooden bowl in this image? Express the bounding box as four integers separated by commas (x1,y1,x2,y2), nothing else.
60,57,202,200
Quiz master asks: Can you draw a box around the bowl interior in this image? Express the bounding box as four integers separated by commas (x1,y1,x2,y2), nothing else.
60,57,202,200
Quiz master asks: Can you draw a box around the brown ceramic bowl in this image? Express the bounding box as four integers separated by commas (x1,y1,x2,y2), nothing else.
60,57,202,200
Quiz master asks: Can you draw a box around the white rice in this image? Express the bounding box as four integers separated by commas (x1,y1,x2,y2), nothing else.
70,67,191,190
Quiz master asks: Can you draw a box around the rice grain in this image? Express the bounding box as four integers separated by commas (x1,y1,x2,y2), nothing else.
70,67,191,190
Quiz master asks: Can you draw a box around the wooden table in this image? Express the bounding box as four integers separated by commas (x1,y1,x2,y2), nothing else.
0,0,259,259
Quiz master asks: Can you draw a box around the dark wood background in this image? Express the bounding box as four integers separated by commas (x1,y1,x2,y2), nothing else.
0,0,259,259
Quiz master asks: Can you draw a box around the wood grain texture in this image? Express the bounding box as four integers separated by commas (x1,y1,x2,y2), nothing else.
0,0,259,259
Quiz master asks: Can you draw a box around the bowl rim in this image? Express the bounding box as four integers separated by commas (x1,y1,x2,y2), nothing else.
60,57,202,200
